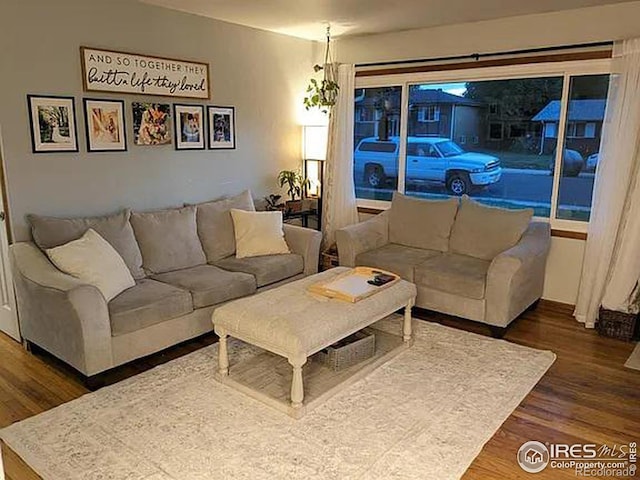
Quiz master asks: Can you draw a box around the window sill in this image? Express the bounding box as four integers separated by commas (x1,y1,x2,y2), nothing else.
549,229,587,240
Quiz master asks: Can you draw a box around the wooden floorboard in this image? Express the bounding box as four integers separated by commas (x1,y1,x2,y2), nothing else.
1,300,639,479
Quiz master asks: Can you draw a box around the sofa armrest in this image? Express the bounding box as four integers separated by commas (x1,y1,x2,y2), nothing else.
485,222,551,327
283,225,322,276
10,242,114,375
336,210,390,267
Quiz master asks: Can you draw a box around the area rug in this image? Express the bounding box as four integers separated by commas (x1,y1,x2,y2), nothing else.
625,343,640,370
0,317,555,480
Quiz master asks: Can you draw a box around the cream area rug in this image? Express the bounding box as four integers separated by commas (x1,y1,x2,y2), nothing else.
625,343,640,370
0,317,555,480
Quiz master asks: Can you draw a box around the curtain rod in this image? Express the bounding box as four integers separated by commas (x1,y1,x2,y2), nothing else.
355,41,614,68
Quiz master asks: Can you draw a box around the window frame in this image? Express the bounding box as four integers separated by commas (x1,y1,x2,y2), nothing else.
354,58,612,233
417,105,440,122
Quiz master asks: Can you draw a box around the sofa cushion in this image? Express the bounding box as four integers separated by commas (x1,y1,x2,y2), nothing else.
388,192,459,252
230,209,290,258
28,209,145,279
151,265,256,308
195,190,255,262
215,254,304,287
46,229,135,302
355,243,441,282
415,253,491,300
108,279,193,337
449,195,533,260
131,205,207,274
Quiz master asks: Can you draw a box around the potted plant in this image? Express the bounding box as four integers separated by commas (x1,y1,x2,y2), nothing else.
277,170,310,213
303,65,339,113
303,27,339,114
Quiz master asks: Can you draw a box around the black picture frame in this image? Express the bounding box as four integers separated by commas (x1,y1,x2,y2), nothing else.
27,95,79,153
83,98,127,152
207,105,236,150
174,104,206,150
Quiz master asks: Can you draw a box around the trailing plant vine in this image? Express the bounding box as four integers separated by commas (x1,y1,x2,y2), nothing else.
303,27,339,113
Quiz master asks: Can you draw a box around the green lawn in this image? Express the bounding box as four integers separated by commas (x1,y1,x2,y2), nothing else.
475,149,551,170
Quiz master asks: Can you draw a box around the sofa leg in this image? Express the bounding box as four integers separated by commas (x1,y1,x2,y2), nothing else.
22,339,32,352
84,373,107,391
489,326,507,339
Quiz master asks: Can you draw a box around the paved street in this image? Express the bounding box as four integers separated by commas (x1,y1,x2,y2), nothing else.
355,169,595,213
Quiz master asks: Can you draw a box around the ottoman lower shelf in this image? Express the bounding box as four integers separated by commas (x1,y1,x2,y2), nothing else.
213,326,411,419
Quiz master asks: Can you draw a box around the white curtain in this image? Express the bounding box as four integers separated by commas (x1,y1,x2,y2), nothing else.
574,38,640,327
322,64,358,248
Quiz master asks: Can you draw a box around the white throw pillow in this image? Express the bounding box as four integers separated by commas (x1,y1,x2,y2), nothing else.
230,209,290,258
46,228,135,301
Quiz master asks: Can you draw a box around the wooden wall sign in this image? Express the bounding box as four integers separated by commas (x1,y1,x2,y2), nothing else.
81,47,210,99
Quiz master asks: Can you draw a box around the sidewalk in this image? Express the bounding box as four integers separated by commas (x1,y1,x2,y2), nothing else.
502,168,595,178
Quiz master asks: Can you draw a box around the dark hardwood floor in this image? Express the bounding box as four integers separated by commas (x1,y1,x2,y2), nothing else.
1,300,639,479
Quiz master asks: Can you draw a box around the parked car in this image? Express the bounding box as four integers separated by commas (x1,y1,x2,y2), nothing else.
353,136,502,195
586,152,599,171
549,148,584,177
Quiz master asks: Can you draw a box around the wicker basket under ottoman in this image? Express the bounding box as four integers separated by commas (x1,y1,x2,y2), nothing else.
314,330,375,371
597,308,637,341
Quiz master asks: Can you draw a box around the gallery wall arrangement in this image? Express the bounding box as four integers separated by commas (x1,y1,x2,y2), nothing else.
27,46,236,153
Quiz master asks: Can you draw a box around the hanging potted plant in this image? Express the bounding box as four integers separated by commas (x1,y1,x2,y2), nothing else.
303,26,339,113
277,170,310,213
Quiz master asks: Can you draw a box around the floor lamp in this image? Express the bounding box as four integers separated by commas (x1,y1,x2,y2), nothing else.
303,125,328,230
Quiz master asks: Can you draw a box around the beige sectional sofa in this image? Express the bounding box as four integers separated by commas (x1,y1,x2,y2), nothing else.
336,193,551,333
10,191,322,382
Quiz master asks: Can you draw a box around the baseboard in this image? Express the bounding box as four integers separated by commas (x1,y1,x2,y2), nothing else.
539,298,575,309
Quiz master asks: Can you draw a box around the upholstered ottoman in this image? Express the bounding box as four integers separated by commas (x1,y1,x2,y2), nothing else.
212,267,417,418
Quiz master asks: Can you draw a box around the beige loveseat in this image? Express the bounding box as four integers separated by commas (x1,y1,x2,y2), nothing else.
336,193,550,333
10,191,322,382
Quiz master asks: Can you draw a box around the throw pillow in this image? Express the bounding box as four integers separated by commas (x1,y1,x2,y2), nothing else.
388,192,459,252
230,209,290,258
131,205,207,274
449,195,533,260
194,190,255,262
46,229,135,302
28,209,145,279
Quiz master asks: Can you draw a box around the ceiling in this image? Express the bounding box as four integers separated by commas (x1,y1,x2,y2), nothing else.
139,0,634,40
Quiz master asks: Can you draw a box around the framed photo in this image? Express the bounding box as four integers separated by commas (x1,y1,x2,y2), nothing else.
27,95,78,153
174,104,205,150
132,103,172,146
208,106,235,150
83,99,127,152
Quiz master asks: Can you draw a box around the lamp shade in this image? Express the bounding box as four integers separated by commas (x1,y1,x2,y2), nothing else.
303,125,328,161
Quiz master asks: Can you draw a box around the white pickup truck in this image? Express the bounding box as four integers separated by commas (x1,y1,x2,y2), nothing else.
354,136,502,195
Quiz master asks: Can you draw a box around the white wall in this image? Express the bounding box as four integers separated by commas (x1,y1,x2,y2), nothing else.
336,2,640,64
0,0,316,241
543,237,586,304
